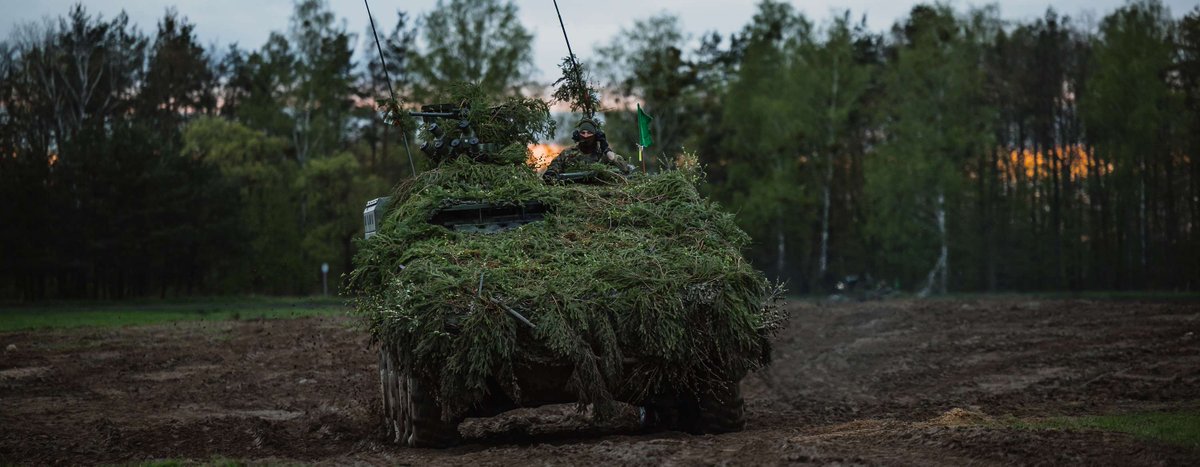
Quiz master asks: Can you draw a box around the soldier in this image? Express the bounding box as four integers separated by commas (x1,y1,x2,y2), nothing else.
544,118,635,179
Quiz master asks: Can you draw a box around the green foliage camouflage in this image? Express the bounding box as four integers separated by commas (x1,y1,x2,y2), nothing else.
551,57,600,119
349,148,784,418
387,82,554,166
437,84,552,144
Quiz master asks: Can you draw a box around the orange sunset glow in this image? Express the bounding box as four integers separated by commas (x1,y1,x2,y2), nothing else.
1002,145,1111,181
528,143,564,174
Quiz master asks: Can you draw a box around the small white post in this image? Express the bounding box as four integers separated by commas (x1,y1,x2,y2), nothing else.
321,262,330,296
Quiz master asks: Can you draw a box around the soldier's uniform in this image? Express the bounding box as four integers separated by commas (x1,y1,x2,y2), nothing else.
544,118,634,178
544,145,633,176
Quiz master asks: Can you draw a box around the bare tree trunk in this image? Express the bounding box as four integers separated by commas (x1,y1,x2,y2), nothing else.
1191,146,1199,290
1033,143,1041,237
776,215,786,282
1051,145,1064,289
938,189,949,294
818,158,832,279
919,190,948,297
1163,146,1177,287
818,62,839,280
980,147,995,291
1139,152,1148,287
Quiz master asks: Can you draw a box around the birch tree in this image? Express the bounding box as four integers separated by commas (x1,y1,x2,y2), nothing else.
1082,0,1179,288
717,1,814,282
791,13,872,282
867,5,995,293
283,0,356,165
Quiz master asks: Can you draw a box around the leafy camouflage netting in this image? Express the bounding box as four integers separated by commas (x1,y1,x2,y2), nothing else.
352,84,783,419
349,157,784,419
380,83,555,166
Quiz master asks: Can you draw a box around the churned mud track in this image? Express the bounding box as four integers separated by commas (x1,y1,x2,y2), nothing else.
2,298,1199,465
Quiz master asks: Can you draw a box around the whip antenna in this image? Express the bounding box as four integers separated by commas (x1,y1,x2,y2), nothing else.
552,0,589,116
364,0,417,177
552,0,577,68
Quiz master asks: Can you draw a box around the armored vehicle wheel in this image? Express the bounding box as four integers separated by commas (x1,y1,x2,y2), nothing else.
640,380,745,435
693,381,745,434
639,401,690,433
379,348,462,448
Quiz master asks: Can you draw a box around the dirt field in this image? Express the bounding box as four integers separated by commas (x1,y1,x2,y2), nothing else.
2,298,1199,465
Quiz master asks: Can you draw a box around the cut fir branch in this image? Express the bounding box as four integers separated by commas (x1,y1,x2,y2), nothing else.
552,56,601,119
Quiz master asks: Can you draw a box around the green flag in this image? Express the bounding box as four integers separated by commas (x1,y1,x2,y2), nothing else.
637,104,654,149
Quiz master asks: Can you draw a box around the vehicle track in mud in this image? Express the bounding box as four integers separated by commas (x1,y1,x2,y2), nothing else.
2,298,1198,465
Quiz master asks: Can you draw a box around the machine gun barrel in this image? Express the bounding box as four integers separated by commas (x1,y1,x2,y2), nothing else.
410,111,463,118
553,171,596,183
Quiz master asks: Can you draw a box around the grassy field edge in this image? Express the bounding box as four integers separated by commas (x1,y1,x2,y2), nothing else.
0,297,348,332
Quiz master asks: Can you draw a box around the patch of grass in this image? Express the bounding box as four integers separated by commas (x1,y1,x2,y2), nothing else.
0,297,347,332
1013,410,1200,449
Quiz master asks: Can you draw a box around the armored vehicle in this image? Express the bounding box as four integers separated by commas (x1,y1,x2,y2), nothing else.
350,87,784,448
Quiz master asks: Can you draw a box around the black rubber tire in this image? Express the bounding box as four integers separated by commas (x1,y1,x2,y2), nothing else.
694,381,745,434
379,348,462,448
641,380,745,435
404,375,462,447
639,402,689,433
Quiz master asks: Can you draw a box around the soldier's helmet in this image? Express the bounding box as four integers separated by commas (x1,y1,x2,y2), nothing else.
575,118,599,134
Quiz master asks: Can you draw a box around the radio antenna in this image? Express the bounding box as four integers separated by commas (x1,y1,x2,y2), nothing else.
552,0,578,69
551,0,591,118
364,0,417,177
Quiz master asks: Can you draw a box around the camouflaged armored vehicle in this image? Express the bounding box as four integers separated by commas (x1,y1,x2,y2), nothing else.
350,87,784,448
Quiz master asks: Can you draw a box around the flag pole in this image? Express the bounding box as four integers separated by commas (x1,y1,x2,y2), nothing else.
636,103,653,175
638,145,646,174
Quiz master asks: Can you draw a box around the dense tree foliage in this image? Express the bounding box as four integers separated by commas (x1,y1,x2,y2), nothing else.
2,0,1198,299
409,0,533,98
598,0,1199,293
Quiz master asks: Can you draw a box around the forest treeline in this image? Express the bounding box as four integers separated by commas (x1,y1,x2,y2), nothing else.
1,0,1197,299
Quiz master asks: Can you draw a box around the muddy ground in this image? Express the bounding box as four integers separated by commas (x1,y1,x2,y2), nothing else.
2,298,1199,465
